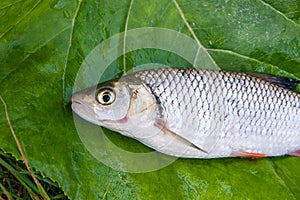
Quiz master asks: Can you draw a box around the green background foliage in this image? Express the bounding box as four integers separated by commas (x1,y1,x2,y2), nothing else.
0,0,300,199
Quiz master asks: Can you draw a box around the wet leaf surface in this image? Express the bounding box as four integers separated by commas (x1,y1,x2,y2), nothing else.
1,0,300,199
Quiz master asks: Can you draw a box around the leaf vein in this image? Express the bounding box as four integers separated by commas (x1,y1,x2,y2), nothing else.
0,68,17,84
62,0,83,104
24,25,71,61
172,0,218,69
260,0,300,26
123,0,134,74
207,48,299,79
0,0,41,39
269,160,296,199
102,181,111,200
0,0,24,11
0,25,71,84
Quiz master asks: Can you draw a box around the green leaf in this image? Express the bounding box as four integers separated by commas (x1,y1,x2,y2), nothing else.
1,0,300,199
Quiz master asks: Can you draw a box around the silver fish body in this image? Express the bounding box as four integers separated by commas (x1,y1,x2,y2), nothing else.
71,68,300,158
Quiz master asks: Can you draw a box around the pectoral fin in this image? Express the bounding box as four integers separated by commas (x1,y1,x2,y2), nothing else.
154,119,208,154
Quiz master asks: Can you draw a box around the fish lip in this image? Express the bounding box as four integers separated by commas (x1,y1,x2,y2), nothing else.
71,99,124,126
71,100,82,105
71,100,102,125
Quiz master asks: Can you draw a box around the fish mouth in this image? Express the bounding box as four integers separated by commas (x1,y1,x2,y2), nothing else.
71,97,128,127
71,100,102,126
71,99,82,106
71,99,131,137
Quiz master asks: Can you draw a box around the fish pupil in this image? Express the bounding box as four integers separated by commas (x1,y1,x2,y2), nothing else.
97,88,115,105
102,93,111,103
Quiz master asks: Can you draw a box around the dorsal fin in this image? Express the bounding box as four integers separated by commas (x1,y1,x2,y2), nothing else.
247,73,300,90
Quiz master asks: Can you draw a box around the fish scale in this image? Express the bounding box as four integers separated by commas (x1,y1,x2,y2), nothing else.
71,68,300,158
134,68,300,157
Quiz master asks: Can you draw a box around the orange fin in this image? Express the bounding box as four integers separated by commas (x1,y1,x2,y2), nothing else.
289,150,300,157
232,151,267,158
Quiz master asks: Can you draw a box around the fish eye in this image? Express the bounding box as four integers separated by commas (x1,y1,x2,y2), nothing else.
96,88,116,105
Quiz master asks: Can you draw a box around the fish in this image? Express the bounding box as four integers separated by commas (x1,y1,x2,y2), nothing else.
71,68,300,158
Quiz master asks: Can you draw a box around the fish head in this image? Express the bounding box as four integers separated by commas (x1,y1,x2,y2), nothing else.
71,77,158,137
